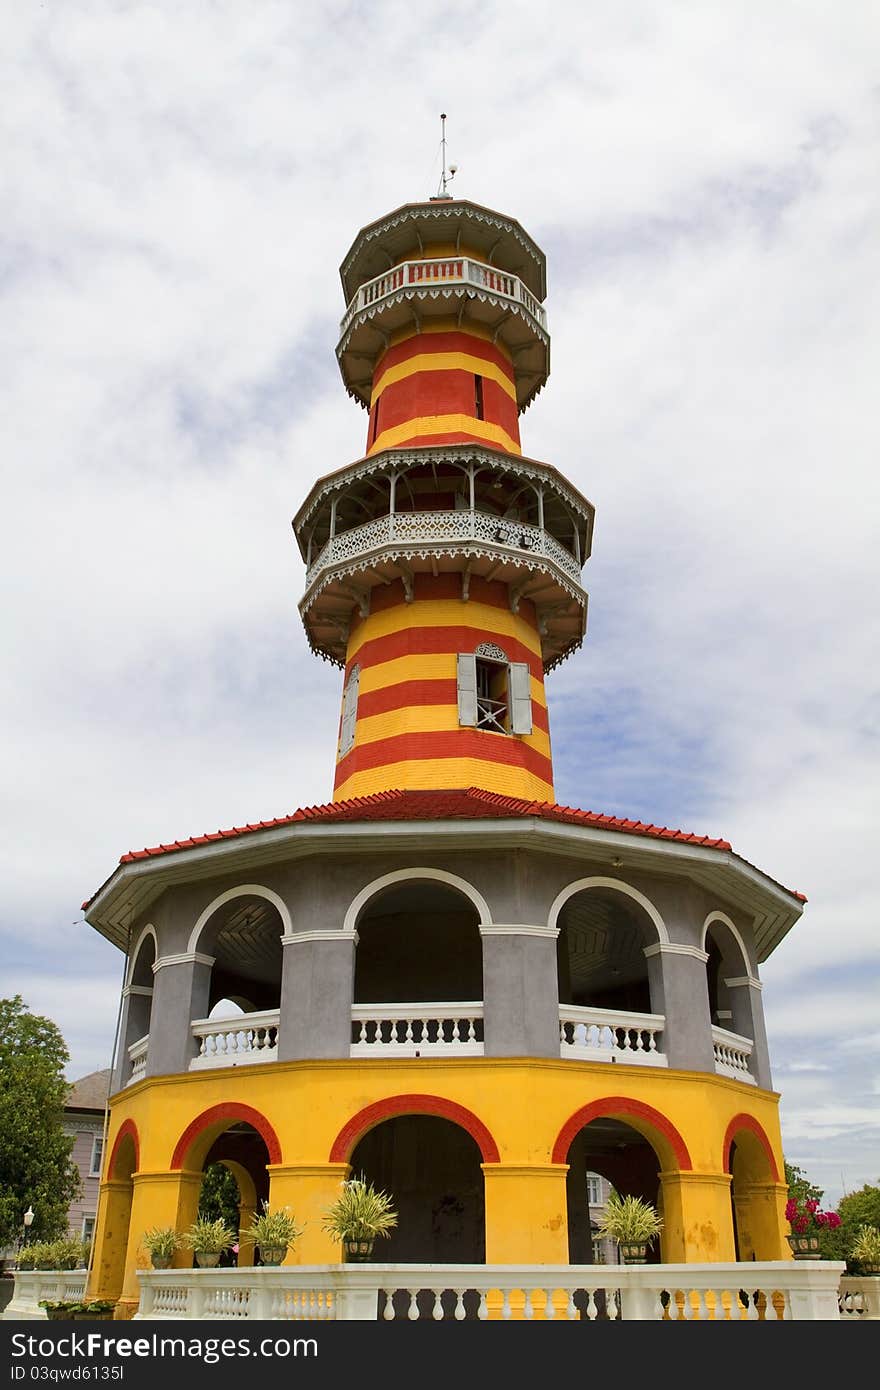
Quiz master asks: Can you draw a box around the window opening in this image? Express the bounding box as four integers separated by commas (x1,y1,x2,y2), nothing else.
89,1134,104,1178
475,655,508,732
474,374,484,420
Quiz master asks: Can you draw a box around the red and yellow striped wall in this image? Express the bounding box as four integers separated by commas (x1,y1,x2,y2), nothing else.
333,574,554,802
365,325,522,457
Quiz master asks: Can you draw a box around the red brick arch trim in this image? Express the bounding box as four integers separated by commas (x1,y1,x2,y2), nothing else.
171,1103,282,1169
723,1113,780,1181
329,1094,500,1164
108,1118,140,1178
551,1097,692,1169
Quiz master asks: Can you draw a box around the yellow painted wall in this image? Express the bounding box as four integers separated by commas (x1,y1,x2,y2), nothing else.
90,1058,789,1314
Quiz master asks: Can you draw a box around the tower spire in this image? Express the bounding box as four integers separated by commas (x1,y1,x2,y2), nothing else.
436,112,456,198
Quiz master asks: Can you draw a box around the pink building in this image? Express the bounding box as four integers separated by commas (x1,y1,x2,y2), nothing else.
63,1070,110,1246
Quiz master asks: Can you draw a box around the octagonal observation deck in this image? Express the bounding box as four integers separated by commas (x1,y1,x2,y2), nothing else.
337,199,550,413
294,443,593,671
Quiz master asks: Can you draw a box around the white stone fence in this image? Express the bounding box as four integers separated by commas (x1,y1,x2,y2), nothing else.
7,1266,878,1324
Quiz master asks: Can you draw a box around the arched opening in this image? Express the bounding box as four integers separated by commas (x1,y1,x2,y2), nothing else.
563,1119,664,1267
556,884,664,1062
171,1106,278,1269
349,1111,486,1313
121,933,155,1084
725,1116,781,1261
353,879,483,1053
96,1122,138,1302
192,1127,270,1267
191,893,285,1066
557,886,656,1014
704,916,756,1065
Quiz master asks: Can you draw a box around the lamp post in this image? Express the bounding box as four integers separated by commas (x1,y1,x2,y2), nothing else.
17,1207,34,1266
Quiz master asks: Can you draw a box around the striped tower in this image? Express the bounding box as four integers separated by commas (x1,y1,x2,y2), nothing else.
293,197,594,802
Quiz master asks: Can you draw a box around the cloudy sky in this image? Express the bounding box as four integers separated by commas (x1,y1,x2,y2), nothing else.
1,2,877,1209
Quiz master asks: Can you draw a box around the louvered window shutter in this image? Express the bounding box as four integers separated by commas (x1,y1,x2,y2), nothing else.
457,653,478,726
508,661,533,734
338,665,360,756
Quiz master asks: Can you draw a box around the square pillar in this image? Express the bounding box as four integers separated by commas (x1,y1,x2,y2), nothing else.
659,1170,735,1263
482,1163,570,1264
265,1162,351,1263
146,953,214,1077
278,931,357,1060
481,925,560,1057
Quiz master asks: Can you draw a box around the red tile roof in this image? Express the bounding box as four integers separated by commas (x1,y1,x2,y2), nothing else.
81,788,806,907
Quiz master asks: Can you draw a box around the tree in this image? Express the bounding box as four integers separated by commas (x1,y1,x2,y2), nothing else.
836,1182,880,1265
0,996,82,1247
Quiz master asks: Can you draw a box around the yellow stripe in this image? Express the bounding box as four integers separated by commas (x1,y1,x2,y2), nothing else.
357,653,547,707
371,352,517,407
347,598,543,663
335,758,554,803
349,704,552,759
368,415,521,456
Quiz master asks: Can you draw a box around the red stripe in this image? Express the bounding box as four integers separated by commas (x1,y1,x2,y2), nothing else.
376,331,515,379
348,625,545,682
334,728,554,786
375,370,520,445
356,677,550,734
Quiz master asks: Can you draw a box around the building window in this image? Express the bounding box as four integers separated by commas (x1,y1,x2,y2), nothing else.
591,1238,606,1265
474,374,484,420
370,393,381,446
89,1135,103,1178
338,663,360,758
586,1173,601,1206
457,647,532,735
81,1216,96,1244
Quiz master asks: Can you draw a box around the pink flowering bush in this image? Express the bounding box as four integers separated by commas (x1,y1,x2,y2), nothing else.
785,1196,842,1234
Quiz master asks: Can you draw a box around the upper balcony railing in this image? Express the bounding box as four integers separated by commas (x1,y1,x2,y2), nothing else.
711,1025,755,1085
305,508,581,591
123,1011,755,1085
339,257,548,341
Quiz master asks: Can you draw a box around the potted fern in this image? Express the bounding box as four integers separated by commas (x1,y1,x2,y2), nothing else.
320,1176,398,1262
241,1202,303,1266
141,1227,180,1269
179,1216,236,1268
595,1190,664,1264
851,1224,880,1274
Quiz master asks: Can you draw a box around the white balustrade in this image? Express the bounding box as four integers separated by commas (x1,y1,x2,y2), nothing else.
128,1262,848,1323
559,1005,667,1067
839,1276,880,1319
189,1010,280,1070
128,1033,149,1082
339,257,548,339
711,1026,755,1084
3,1271,87,1320
350,1003,484,1056
305,508,581,590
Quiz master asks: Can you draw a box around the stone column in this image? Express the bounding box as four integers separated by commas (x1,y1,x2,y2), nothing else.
482,1163,570,1263
265,1162,351,1263
113,985,153,1092
733,1179,789,1260
146,952,214,1077
480,925,560,1057
644,943,715,1073
115,1168,202,1319
658,1169,736,1262
725,975,772,1089
277,930,358,1061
